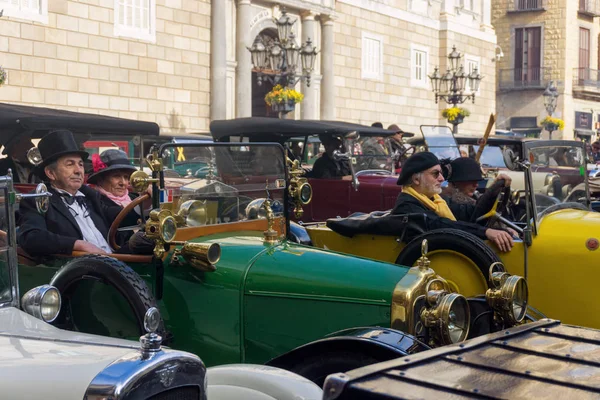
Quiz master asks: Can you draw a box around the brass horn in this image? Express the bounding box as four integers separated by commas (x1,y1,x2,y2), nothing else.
177,242,221,272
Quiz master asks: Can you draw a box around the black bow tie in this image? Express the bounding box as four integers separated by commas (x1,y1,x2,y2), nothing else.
59,193,88,207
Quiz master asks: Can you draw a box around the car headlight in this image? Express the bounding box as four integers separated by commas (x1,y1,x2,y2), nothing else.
299,182,313,205
21,285,61,323
160,216,177,242
421,288,470,345
486,269,529,325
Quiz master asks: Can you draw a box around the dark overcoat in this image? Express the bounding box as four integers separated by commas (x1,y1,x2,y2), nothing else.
18,185,124,256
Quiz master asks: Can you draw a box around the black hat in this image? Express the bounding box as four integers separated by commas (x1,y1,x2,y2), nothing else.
2,132,34,155
35,130,88,178
396,152,440,185
446,157,483,182
87,149,137,184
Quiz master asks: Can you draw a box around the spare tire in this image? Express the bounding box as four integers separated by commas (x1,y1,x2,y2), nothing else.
50,255,164,340
395,229,501,296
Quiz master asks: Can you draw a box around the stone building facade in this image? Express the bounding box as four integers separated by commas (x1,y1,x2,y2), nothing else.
493,0,600,140
0,0,496,136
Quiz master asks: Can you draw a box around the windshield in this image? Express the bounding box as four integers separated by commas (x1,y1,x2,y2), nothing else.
0,185,11,306
525,144,588,214
159,143,287,225
420,126,461,160
347,136,393,173
458,144,518,168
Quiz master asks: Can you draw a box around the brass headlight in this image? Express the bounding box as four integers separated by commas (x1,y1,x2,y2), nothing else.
160,216,177,242
298,182,313,205
421,288,470,345
486,264,529,325
21,285,61,323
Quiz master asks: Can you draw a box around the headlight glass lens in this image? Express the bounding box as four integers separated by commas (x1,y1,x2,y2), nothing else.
161,216,177,242
299,183,312,204
508,276,528,322
41,288,61,322
444,294,470,343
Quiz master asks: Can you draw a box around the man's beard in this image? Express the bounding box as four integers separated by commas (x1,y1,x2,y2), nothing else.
422,180,441,196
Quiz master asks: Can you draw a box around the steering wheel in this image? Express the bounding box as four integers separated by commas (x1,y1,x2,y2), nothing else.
108,193,150,251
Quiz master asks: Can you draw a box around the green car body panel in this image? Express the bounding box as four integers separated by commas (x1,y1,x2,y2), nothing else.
19,232,410,367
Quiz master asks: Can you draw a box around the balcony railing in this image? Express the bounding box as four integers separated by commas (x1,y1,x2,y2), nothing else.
573,68,600,90
579,0,600,16
507,0,547,12
499,67,552,91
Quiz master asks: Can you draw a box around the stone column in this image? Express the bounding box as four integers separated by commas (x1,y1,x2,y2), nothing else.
301,11,317,120
320,15,335,120
235,0,252,118
211,0,227,121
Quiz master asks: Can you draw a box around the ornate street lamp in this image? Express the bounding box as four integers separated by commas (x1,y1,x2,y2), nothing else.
542,81,560,140
428,45,484,134
248,7,319,88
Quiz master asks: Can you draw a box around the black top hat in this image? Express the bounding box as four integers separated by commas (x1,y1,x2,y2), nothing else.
87,149,137,184
446,157,483,182
35,130,88,178
396,151,440,185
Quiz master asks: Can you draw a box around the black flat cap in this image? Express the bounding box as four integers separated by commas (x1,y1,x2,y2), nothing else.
397,151,440,185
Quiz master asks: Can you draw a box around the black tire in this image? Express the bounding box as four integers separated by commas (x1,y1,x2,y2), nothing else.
288,351,381,387
50,254,164,338
396,229,501,287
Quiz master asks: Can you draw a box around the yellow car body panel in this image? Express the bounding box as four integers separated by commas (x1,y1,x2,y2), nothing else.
307,209,600,329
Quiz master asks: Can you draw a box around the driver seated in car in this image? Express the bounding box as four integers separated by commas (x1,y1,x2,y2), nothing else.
440,157,513,219
310,135,352,180
18,130,137,256
392,152,514,252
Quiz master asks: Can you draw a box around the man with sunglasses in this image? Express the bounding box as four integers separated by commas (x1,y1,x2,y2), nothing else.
392,152,514,252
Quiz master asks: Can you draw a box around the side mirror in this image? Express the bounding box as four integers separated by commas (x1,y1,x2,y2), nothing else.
35,183,50,214
502,147,520,171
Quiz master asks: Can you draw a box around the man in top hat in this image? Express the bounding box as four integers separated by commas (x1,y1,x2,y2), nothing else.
18,130,129,256
0,134,37,183
311,134,352,180
392,152,514,252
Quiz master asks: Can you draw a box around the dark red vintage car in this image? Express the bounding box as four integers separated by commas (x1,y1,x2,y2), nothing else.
210,118,409,222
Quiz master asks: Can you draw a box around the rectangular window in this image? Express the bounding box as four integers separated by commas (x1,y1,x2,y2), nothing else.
411,45,429,88
579,27,590,83
362,32,383,81
0,0,47,23
465,55,481,93
514,27,542,85
516,0,543,10
461,0,475,11
114,0,155,42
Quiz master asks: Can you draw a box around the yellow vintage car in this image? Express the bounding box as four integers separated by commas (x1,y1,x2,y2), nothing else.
305,138,599,329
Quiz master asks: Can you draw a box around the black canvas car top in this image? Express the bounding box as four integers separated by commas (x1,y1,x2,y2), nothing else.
0,102,159,143
210,117,395,143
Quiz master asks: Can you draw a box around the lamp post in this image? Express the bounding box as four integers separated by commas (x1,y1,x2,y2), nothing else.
247,7,318,116
428,45,483,134
542,81,559,140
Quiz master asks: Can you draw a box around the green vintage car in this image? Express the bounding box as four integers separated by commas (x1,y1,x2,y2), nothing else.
18,141,529,384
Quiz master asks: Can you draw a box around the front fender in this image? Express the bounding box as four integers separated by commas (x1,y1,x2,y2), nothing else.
266,327,430,370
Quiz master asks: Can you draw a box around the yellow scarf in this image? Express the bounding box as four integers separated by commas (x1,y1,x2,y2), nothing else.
403,187,457,221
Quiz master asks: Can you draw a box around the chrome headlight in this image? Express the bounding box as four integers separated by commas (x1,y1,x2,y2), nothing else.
421,285,470,345
21,285,61,323
486,265,529,325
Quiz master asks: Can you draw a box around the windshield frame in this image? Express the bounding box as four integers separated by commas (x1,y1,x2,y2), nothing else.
156,141,291,231
419,125,461,160
522,140,589,228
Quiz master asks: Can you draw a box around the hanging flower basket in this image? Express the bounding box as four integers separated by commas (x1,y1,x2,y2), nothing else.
540,116,564,131
442,107,470,125
265,84,304,115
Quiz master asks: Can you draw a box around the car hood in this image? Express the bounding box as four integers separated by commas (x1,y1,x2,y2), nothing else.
538,208,600,236
188,232,409,306
0,307,138,400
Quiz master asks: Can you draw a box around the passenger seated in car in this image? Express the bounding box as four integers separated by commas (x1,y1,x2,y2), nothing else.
392,152,514,252
17,130,135,256
310,135,352,180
